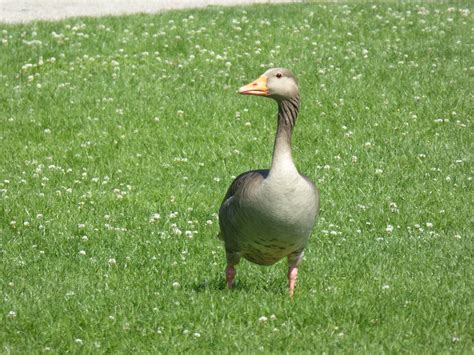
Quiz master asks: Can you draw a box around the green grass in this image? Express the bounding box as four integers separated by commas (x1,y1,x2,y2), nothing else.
0,2,472,353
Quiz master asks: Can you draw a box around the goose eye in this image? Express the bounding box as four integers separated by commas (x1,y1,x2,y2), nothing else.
276,72,282,79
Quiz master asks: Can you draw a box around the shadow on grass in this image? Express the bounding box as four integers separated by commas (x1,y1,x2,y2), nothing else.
191,274,287,295
191,276,227,292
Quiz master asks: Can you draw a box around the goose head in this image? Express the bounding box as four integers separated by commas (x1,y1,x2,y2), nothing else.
239,68,299,102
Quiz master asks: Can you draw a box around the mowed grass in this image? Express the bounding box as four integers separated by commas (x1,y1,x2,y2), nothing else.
0,2,472,352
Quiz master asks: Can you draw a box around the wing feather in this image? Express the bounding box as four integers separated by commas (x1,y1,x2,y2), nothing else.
221,169,269,202
218,169,269,241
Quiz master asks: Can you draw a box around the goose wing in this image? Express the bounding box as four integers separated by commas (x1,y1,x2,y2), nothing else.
218,169,269,240
222,169,268,202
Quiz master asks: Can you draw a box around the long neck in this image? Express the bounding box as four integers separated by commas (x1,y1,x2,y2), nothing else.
270,96,300,175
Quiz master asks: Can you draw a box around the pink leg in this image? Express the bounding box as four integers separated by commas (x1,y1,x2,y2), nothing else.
226,265,236,289
288,266,298,297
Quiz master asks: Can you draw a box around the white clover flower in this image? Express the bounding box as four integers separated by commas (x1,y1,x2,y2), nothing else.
389,202,399,213
149,213,161,223
170,223,182,236
79,250,86,256
193,332,201,337
258,316,268,322
22,63,33,70
108,258,116,266
172,282,180,289
7,310,17,319
386,224,394,233
417,7,429,16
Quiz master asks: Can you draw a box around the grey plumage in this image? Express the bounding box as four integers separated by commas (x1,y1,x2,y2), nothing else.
218,68,319,295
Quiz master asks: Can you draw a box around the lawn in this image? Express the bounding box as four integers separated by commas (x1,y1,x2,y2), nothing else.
0,2,472,353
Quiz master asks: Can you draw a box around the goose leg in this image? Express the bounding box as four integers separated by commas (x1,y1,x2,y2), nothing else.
225,265,236,289
225,252,240,289
288,266,298,297
288,250,304,297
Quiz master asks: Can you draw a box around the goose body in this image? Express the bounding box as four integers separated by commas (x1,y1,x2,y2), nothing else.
219,68,319,296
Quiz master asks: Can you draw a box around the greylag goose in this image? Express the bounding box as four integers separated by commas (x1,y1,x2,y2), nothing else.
218,68,319,296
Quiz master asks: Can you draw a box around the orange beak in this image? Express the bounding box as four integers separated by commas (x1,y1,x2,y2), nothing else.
239,76,269,96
